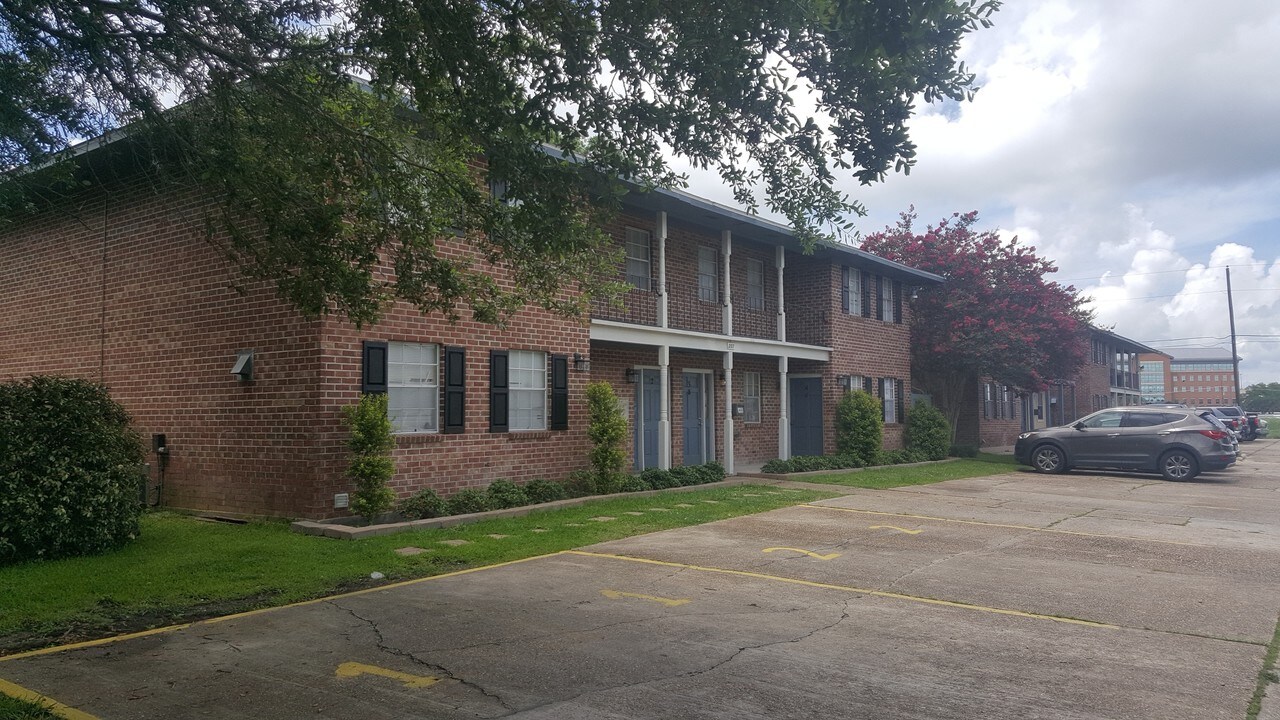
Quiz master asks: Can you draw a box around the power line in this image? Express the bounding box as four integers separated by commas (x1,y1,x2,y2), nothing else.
1055,261,1274,284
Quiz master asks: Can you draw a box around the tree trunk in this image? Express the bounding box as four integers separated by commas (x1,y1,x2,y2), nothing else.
914,369,974,445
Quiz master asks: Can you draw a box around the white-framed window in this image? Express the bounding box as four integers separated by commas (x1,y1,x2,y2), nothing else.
388,342,439,434
844,268,862,315
697,246,719,303
882,377,898,424
746,258,765,311
624,227,652,291
880,277,896,322
744,372,761,423
508,350,547,431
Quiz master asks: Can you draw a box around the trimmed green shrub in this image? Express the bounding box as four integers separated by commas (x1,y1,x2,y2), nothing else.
669,466,698,486
905,403,951,461
398,488,447,519
836,390,883,463
595,470,631,495
0,376,145,564
446,488,493,515
641,468,680,489
949,444,979,458
761,458,792,473
486,479,529,509
698,462,727,483
619,475,650,492
524,479,569,504
586,382,627,480
562,470,598,498
342,393,396,522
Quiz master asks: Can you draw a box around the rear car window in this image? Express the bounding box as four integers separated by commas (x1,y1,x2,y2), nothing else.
1122,412,1174,428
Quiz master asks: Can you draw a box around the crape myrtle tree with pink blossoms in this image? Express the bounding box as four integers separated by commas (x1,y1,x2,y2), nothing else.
860,209,1092,439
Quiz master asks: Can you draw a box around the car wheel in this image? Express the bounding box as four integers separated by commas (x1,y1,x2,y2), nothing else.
1030,444,1067,474
1159,449,1199,481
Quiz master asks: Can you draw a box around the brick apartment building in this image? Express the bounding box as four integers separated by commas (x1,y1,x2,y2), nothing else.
1,138,938,519
958,327,1155,447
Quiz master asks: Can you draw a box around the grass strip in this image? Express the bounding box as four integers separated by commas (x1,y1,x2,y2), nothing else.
1247,613,1280,719
0,485,833,653
777,454,1018,489
0,693,58,719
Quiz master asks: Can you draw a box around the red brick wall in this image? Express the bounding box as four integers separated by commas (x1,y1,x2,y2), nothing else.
1,176,595,519
1,179,326,517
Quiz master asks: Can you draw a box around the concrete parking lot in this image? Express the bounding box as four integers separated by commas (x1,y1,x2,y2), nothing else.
4,440,1280,719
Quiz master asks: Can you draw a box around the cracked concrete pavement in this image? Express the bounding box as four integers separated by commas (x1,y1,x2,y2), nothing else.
4,439,1280,718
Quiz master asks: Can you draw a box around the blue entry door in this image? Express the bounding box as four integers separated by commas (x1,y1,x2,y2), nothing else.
682,372,708,465
789,377,824,457
634,369,661,472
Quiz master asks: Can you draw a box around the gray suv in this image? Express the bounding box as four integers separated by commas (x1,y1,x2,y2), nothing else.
1014,407,1236,481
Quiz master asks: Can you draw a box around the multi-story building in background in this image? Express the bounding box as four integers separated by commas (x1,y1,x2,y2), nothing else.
1156,348,1239,406
1138,351,1174,403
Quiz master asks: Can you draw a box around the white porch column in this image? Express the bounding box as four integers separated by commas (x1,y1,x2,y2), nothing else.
657,211,668,329
778,356,791,460
721,229,733,335
723,350,735,475
775,245,786,342
658,345,672,470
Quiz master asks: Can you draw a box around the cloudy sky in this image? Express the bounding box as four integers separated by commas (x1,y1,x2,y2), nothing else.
680,1,1280,388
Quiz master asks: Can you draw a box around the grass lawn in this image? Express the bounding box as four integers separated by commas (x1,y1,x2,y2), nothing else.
784,453,1019,489
0,694,57,719
0,484,834,655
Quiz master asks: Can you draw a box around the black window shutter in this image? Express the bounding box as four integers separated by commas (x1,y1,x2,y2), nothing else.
874,277,885,321
896,379,906,424
878,378,887,418
893,281,903,324
861,271,872,318
362,341,388,394
489,350,509,432
550,355,569,430
862,376,873,394
443,346,466,434
840,267,850,313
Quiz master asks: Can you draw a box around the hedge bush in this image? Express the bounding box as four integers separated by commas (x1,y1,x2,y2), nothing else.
641,468,680,490
619,475,650,492
562,470,598,498
0,376,145,564
523,479,569,504
399,488,447,519
586,382,627,480
486,479,529,509
446,488,493,515
905,403,951,461
836,390,883,463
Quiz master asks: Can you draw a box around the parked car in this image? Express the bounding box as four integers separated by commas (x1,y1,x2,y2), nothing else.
1244,412,1267,440
1197,410,1239,453
1014,407,1236,481
1199,406,1252,440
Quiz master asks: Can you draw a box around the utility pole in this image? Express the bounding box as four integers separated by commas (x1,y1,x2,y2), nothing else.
1226,267,1241,404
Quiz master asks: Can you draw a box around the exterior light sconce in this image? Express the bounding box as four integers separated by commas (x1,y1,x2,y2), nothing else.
230,350,254,382
573,353,590,372
625,367,638,383
910,287,920,300
717,371,726,386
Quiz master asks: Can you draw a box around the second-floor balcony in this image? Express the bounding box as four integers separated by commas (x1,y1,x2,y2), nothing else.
590,283,780,341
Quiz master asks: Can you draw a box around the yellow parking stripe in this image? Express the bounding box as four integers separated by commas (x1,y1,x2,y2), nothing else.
567,550,1119,629
0,677,100,720
800,505,1210,547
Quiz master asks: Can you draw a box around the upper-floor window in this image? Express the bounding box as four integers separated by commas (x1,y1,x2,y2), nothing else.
743,372,761,423
842,267,862,316
879,277,897,323
746,258,765,311
624,227,652,291
389,342,439,434
697,246,719,303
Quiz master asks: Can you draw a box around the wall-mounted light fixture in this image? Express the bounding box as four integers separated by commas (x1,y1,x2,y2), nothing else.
910,286,920,300
230,350,254,382
573,352,590,372
625,367,638,383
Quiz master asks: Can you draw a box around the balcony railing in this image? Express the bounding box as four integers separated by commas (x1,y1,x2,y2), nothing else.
590,283,780,341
